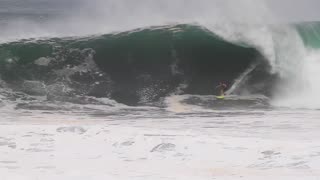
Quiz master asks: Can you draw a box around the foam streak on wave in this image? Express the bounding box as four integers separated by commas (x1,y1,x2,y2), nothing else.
226,62,258,95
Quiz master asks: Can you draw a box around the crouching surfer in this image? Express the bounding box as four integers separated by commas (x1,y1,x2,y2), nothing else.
216,82,228,97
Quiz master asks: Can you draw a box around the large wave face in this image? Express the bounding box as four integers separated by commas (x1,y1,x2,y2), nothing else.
0,24,276,105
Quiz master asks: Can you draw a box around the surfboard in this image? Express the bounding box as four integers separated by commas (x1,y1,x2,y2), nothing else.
216,95,225,100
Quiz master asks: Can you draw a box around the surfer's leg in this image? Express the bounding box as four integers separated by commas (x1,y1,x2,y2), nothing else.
220,89,224,96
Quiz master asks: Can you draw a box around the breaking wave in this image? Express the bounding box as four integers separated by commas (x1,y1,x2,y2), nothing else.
0,21,319,109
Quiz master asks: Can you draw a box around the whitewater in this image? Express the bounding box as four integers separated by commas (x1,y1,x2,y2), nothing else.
0,0,320,180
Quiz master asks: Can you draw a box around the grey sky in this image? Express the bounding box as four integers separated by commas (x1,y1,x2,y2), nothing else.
266,0,320,21
1,0,320,41
1,0,320,22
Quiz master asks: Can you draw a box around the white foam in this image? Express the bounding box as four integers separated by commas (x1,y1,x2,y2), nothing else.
164,95,195,113
0,109,320,180
272,49,320,109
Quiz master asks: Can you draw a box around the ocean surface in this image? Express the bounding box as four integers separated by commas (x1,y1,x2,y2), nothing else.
0,1,320,180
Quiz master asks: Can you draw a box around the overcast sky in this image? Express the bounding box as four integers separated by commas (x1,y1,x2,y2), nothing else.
1,0,320,41
266,0,320,21
1,0,320,22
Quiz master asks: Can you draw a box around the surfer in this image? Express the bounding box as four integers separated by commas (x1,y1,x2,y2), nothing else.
216,82,227,96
